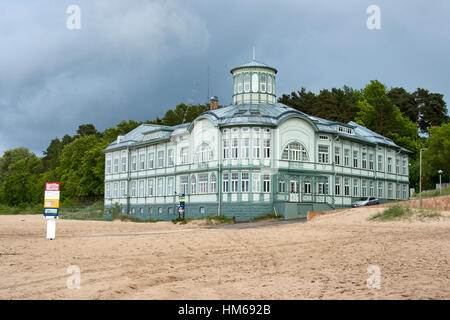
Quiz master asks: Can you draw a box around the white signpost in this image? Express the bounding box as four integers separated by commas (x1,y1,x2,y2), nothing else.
44,182,60,240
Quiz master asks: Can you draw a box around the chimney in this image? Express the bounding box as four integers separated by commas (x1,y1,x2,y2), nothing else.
209,96,218,110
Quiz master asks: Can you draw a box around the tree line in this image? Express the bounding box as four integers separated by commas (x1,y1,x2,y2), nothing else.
0,81,448,208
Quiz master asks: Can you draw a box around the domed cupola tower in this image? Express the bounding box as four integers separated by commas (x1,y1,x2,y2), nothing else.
230,59,277,105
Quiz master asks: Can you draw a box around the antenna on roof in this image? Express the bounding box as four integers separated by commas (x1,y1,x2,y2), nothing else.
207,65,211,104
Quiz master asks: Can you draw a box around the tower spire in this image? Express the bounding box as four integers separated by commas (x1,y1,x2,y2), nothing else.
252,46,256,61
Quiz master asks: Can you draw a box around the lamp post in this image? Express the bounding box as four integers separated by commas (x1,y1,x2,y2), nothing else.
438,170,443,195
419,148,427,209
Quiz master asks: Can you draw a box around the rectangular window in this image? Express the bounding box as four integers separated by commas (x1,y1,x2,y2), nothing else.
252,172,260,192
344,178,350,196
387,157,392,173
211,174,216,193
334,147,340,165
131,181,137,197
232,138,238,159
168,149,174,167
157,178,164,196
139,154,145,170
223,139,229,159
148,152,154,169
344,149,350,167
242,138,250,159
113,182,118,198
106,159,112,174
403,185,408,199
198,174,208,194
241,172,249,192
114,159,119,173
222,173,229,193
304,182,311,194
180,176,188,195
353,151,359,168
369,154,374,170
369,181,374,197
138,180,145,197
131,156,137,171
362,152,367,169
190,176,196,194
388,183,393,198
158,151,164,168
362,180,367,197
318,182,325,195
353,179,359,197
395,159,400,174
318,145,329,164
378,155,383,172
335,177,341,196
148,179,154,196
263,174,271,193
402,158,407,175
278,180,285,193
122,157,127,172
378,182,383,198
231,172,238,192
253,138,260,159
105,183,110,198
167,177,174,195
120,181,126,197
180,147,188,164
263,139,270,159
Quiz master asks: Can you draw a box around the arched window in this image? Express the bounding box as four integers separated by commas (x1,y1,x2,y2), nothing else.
237,74,243,93
191,175,196,194
251,73,259,92
260,73,266,93
282,142,309,162
195,143,213,163
234,76,237,94
268,76,272,94
244,73,250,93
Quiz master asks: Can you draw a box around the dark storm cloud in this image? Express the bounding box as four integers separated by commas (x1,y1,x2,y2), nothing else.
0,0,449,156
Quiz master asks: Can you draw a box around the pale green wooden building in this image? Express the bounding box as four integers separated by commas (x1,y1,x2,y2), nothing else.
104,60,410,220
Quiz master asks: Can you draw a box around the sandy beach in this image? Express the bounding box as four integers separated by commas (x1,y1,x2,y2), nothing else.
0,207,449,299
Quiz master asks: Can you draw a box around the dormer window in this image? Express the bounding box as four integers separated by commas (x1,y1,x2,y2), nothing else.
260,73,266,93
337,125,354,135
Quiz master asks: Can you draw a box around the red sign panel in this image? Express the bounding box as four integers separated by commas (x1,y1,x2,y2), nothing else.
45,182,60,191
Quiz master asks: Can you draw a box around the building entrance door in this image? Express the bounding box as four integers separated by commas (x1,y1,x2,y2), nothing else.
290,180,299,202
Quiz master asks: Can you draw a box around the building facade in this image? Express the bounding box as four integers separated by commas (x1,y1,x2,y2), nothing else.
104,60,410,220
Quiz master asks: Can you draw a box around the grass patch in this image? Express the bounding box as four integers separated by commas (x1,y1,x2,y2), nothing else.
171,217,193,224
416,208,442,220
369,205,442,222
171,215,235,225
202,215,235,225
0,203,44,215
120,215,159,223
252,213,283,221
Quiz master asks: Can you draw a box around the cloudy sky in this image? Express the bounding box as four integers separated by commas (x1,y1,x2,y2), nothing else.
1,0,449,156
